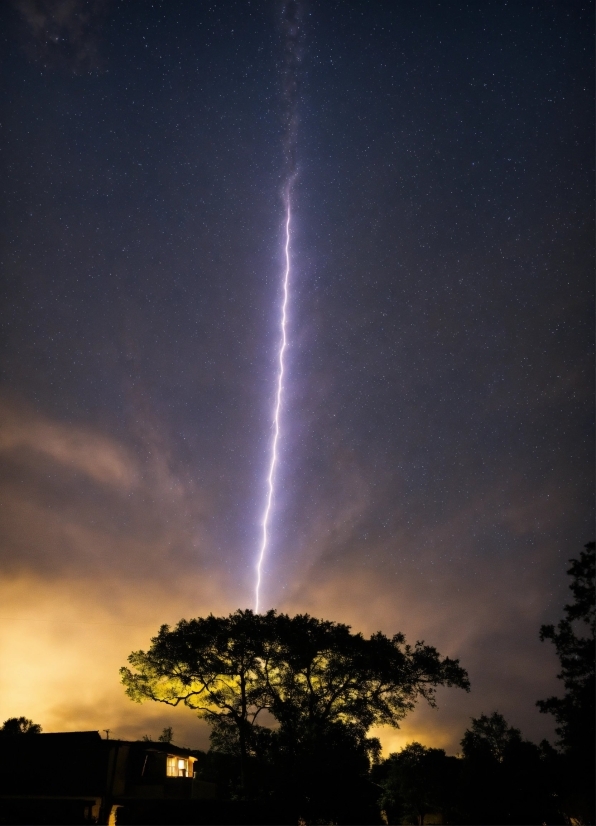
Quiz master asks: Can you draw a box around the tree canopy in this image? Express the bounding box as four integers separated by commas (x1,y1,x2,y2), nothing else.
258,611,469,736
374,742,460,826
537,541,595,823
537,542,594,752
0,717,42,736
121,609,469,789
460,711,523,763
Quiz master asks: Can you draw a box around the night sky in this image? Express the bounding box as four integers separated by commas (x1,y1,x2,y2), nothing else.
0,0,593,754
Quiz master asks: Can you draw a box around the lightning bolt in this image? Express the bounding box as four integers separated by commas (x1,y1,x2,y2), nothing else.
255,187,292,613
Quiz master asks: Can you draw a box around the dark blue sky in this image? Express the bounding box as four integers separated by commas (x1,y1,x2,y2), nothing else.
0,0,593,750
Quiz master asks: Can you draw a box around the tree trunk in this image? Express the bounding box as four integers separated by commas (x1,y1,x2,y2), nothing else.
239,671,248,794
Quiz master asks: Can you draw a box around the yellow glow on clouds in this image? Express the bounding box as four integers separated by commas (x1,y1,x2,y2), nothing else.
0,572,464,755
0,575,230,748
1,397,542,756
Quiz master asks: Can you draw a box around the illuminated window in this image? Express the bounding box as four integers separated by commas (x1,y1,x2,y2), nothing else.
166,756,189,777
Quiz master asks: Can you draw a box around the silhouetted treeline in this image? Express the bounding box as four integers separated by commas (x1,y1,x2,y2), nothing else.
372,715,564,825
536,541,595,824
120,542,593,824
182,708,588,825
2,545,592,824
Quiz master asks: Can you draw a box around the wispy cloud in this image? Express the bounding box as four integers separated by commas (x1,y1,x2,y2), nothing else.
0,404,136,489
0,399,220,582
0,399,239,743
0,574,227,746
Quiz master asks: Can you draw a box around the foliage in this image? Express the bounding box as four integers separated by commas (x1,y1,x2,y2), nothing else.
460,711,522,763
374,742,460,825
372,712,565,826
458,713,559,824
121,610,469,738
0,717,42,735
115,557,595,823
537,541,595,823
158,726,174,743
373,712,564,825
121,609,469,803
537,541,595,753
261,612,470,740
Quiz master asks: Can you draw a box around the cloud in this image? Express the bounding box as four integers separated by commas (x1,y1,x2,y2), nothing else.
278,561,560,753
11,0,111,72
0,404,136,489
0,394,241,743
0,574,230,748
0,399,570,754
0,399,221,583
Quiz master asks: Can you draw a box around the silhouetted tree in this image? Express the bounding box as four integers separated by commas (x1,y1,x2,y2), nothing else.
459,712,560,824
121,609,469,809
158,726,174,743
537,541,595,823
0,717,42,735
373,715,562,826
461,711,523,763
374,742,460,825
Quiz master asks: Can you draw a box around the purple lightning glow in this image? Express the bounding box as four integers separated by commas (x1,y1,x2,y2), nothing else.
255,189,292,613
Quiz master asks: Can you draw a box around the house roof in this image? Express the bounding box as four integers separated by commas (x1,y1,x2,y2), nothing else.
125,740,196,757
0,731,196,759
32,732,195,756
35,731,103,741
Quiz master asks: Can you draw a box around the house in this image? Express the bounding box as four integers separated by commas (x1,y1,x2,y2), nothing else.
0,730,215,825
